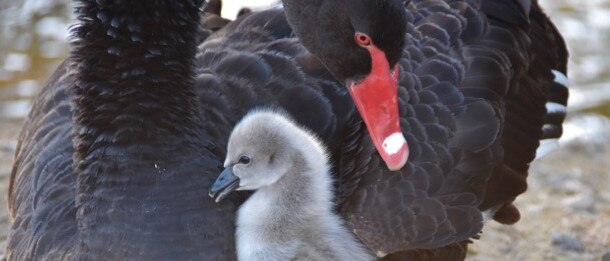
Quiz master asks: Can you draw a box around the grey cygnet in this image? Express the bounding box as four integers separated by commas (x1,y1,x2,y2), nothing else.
210,110,374,261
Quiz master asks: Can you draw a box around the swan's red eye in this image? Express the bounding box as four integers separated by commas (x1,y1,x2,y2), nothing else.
355,33,372,47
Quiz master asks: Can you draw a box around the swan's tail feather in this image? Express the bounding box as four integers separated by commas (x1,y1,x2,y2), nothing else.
536,69,568,158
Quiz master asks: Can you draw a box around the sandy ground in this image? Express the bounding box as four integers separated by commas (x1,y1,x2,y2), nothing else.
468,114,610,260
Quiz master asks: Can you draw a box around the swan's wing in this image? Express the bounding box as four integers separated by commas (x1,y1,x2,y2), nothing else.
7,61,78,260
194,9,355,151
479,0,570,224
337,0,568,257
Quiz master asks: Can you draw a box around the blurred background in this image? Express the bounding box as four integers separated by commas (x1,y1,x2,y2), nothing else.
0,0,608,260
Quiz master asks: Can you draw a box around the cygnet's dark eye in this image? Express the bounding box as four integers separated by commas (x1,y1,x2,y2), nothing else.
238,155,251,164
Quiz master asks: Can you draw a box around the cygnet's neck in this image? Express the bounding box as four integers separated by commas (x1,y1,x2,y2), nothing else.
243,134,334,226
262,149,331,216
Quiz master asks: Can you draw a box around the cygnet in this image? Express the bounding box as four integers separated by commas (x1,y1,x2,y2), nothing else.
209,110,374,261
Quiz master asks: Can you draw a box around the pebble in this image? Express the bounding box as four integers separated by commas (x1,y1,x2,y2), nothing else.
500,245,516,254
535,167,582,192
602,252,610,261
551,234,585,252
562,192,596,212
562,180,588,194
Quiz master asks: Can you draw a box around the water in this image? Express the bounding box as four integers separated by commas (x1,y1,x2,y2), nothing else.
0,0,71,125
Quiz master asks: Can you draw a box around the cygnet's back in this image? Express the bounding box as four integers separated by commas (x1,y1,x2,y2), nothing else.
210,109,374,261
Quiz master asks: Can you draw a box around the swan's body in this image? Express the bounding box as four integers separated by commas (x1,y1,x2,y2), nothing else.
7,0,568,259
210,110,373,261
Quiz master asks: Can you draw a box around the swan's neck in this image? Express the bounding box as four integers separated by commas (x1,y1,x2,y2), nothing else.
69,1,227,256
71,0,203,162
71,0,204,196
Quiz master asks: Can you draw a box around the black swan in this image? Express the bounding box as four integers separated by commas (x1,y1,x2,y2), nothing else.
6,0,568,260
209,110,374,261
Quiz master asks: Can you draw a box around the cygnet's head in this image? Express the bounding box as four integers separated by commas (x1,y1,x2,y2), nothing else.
209,109,314,203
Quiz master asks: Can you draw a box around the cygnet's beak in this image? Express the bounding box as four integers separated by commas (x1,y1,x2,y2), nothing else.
209,165,240,203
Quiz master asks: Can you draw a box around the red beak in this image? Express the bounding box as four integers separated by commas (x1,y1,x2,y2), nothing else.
347,45,409,171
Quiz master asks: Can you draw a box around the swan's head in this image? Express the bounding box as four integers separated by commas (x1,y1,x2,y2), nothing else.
282,0,409,171
209,110,300,203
